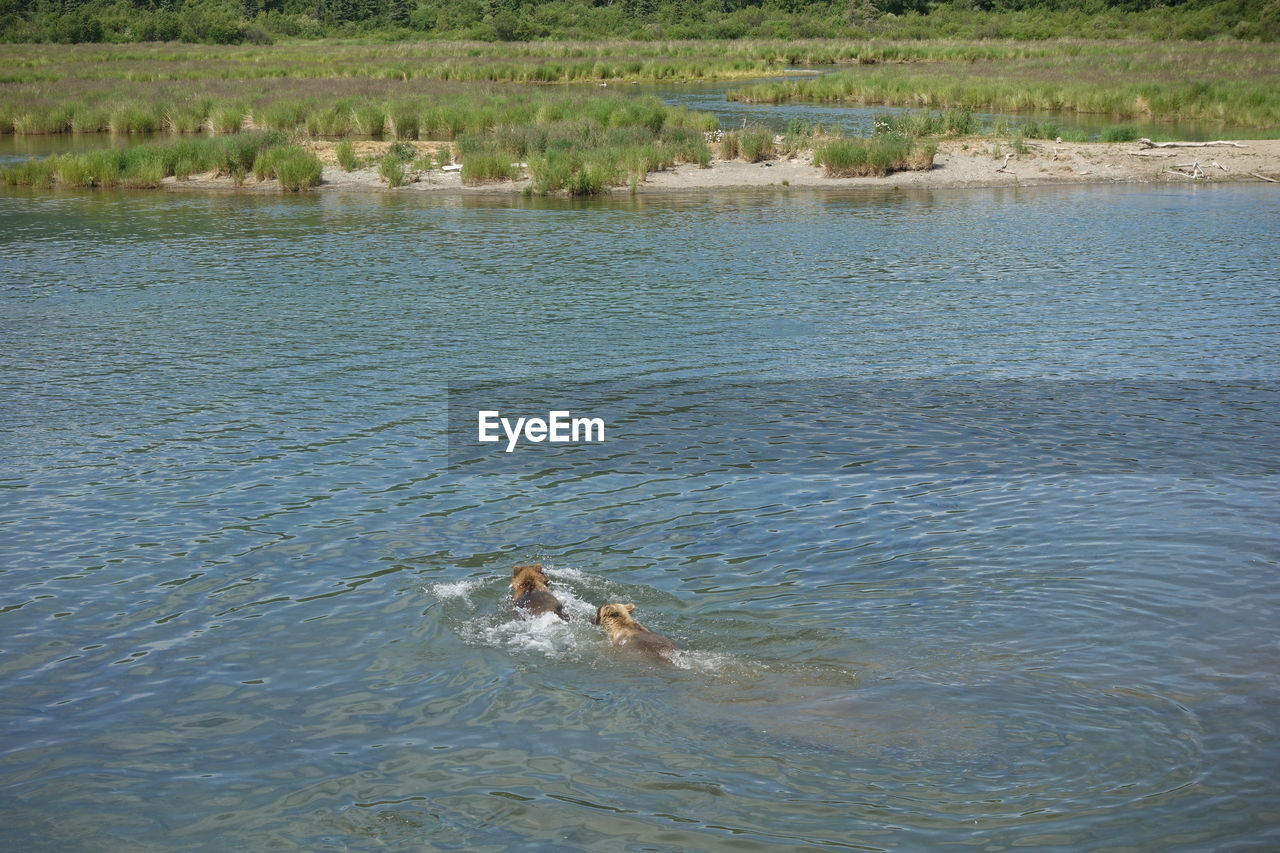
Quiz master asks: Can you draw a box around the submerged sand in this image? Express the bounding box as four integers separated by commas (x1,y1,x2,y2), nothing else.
163,138,1280,195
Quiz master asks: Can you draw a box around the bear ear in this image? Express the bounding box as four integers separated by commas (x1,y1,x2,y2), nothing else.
625,603,635,613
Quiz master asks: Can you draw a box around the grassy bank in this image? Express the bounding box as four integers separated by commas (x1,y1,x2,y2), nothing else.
3,40,1274,140
0,90,719,195
0,131,323,189
728,41,1280,129
0,39,1126,92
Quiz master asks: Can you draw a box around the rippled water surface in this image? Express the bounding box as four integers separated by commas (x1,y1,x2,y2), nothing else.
2,184,1279,852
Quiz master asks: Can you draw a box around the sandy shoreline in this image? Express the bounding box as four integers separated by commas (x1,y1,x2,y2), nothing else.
161,137,1280,195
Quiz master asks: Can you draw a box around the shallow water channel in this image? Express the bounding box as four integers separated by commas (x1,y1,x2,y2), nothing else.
2,183,1278,851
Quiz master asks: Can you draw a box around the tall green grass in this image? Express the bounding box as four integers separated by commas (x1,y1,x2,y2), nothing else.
0,131,322,189
3,90,717,194
253,145,323,189
813,137,936,177
335,139,358,171
461,150,520,185
378,141,417,186
738,125,775,162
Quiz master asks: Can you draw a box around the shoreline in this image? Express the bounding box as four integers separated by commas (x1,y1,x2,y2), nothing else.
153,138,1280,196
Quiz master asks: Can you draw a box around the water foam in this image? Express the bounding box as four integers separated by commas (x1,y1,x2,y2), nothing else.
428,579,480,601
466,611,579,659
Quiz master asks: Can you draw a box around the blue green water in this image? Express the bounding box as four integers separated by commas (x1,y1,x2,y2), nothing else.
2,184,1278,851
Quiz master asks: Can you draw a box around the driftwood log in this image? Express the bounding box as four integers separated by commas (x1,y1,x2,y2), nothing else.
1138,138,1246,149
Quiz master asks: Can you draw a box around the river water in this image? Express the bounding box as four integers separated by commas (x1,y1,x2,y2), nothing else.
2,183,1278,851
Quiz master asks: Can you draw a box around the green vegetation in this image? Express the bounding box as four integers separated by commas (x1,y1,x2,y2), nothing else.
378,154,406,187
738,125,775,163
718,132,739,161
252,144,324,189
872,108,976,138
1,87,718,195
378,139,416,185
460,150,520,185
1,41,1271,154
1100,123,1139,142
1,0,1273,44
335,139,359,171
729,42,1280,128
813,137,937,177
1,131,322,189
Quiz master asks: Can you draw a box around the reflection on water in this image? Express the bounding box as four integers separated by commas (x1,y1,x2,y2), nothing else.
1,184,1278,851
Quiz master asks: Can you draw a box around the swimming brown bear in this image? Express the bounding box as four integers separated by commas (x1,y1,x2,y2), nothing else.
511,562,568,622
592,602,679,665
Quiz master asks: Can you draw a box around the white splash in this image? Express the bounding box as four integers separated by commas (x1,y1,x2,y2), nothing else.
669,649,734,673
427,579,480,602
467,611,579,659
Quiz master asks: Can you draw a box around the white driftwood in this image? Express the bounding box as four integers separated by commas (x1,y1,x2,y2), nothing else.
1138,138,1245,149
1250,172,1278,183
996,152,1015,174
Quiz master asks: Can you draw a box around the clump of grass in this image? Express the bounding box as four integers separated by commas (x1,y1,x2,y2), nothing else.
210,104,246,134
163,101,208,135
54,154,92,186
1,131,315,190
567,160,616,196
351,104,386,138
527,149,573,192
1100,124,1138,142
1,156,56,186
386,140,416,162
684,138,712,168
335,139,358,172
82,149,124,185
68,105,108,134
255,101,309,132
873,108,975,139
169,138,211,180
309,101,354,137
718,132,739,160
121,148,167,187
253,146,322,190
436,146,452,168
215,132,280,182
107,102,160,135
388,103,420,140
814,137,935,177
780,118,826,156
379,154,406,187
461,150,520,185
738,125,775,162
1020,119,1061,140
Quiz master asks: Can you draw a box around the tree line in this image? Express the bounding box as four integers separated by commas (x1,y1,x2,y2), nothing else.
1,0,1274,44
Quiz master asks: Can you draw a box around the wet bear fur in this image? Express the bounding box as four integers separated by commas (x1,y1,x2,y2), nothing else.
592,603,679,664
512,562,568,622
